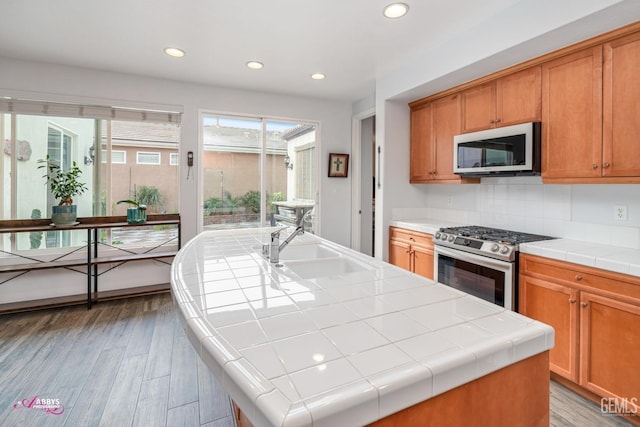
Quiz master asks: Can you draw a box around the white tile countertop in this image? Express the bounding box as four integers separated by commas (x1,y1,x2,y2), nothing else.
390,218,640,279
520,239,640,278
170,227,554,427
389,218,464,235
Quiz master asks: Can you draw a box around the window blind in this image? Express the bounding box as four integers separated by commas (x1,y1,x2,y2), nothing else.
0,98,182,125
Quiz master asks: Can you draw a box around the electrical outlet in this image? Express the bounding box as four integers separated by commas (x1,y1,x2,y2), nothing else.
614,205,628,221
447,196,453,208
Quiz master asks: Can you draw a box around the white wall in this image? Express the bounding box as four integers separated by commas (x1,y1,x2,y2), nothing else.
374,0,640,260
0,56,353,303
392,178,640,249
0,56,353,245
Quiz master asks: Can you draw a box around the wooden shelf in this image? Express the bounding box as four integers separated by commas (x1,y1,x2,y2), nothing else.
0,259,87,274
0,214,180,312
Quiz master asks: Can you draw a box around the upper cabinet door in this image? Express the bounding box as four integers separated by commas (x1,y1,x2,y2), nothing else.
461,82,495,133
432,95,461,181
461,67,541,133
603,32,640,177
410,103,433,183
497,66,542,127
542,47,603,179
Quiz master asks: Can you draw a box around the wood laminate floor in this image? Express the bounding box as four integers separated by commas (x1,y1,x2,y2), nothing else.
0,292,635,427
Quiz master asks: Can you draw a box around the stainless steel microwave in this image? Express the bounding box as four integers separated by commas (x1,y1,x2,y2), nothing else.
453,122,541,177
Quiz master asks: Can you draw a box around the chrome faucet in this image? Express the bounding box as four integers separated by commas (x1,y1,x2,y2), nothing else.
269,226,304,264
269,209,312,264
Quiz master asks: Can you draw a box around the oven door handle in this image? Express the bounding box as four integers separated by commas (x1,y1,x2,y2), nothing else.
434,246,512,272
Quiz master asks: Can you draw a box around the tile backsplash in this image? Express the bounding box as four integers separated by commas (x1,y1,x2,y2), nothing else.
394,177,640,249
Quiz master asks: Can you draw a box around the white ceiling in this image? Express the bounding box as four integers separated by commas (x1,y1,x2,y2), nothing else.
0,0,526,102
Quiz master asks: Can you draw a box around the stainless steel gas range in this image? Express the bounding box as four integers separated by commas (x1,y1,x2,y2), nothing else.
432,226,555,311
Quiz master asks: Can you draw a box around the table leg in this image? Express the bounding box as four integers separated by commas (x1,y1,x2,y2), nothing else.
87,229,92,309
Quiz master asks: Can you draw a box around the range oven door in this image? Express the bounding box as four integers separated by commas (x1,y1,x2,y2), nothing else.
434,245,515,310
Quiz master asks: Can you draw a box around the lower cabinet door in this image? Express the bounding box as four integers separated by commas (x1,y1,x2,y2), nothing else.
519,275,579,381
412,245,434,280
389,239,411,272
579,291,640,411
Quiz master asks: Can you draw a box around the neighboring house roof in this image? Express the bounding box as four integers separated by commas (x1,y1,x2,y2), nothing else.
203,125,287,155
104,121,180,147
104,120,313,156
282,124,315,141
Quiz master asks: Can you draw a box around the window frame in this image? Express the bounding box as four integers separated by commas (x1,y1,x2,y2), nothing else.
136,151,161,165
169,152,179,166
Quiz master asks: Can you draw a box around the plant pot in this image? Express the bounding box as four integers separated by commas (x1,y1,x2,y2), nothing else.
51,205,77,225
126,208,147,224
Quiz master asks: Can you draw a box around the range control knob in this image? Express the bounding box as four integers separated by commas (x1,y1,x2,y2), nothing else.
435,232,441,239
499,246,510,254
441,233,448,241
490,243,500,252
448,235,455,242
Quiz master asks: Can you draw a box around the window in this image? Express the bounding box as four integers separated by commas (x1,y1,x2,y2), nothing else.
201,113,317,232
0,98,181,250
137,152,161,165
101,150,126,164
170,153,179,166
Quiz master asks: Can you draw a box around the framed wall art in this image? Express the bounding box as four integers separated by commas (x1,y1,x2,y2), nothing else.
328,153,349,178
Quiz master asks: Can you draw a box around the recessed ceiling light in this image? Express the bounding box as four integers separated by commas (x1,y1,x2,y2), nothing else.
383,3,409,18
310,73,326,80
246,61,264,70
164,47,185,58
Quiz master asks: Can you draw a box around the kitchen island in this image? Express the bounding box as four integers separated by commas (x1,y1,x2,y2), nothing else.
171,228,553,427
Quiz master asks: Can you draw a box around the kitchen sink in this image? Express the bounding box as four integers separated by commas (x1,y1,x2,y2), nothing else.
282,256,373,279
278,243,340,261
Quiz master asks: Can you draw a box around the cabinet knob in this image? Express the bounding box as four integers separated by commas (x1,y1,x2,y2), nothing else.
581,302,588,308
592,164,598,169
603,162,610,168
495,118,501,124
489,119,495,124
575,275,582,281
569,298,576,304
405,249,411,253
409,237,415,241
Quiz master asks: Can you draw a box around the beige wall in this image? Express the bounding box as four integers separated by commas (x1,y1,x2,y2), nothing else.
102,146,179,214
202,152,287,202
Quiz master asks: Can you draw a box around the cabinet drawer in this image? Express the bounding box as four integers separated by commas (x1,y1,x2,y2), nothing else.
389,227,433,248
389,227,414,242
520,254,640,302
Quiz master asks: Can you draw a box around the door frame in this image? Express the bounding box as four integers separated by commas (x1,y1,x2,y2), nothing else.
197,109,321,235
350,107,375,252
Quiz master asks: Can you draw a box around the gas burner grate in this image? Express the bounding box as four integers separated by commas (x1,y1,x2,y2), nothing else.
439,226,555,245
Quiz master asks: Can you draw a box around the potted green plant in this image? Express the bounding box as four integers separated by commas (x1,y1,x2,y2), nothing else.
117,199,147,224
38,156,88,225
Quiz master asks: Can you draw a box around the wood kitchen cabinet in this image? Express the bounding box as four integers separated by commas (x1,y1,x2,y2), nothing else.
410,23,640,185
409,95,478,184
461,67,542,133
580,291,640,410
541,47,603,180
542,37,640,183
409,103,432,182
519,274,579,381
602,31,640,178
520,254,640,417
389,227,434,279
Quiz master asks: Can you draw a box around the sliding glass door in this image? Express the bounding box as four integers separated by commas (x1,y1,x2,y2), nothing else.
201,113,317,232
